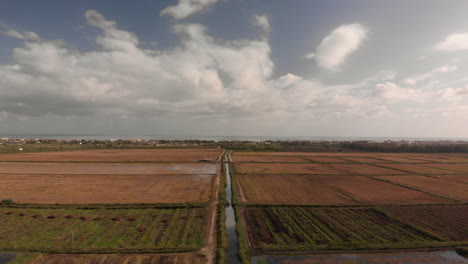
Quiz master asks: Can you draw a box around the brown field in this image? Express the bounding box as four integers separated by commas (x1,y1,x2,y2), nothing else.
431,174,468,183
312,176,449,204
409,156,468,163
29,253,206,264
379,163,458,174
230,155,307,162
328,164,408,175
338,157,390,163
302,157,347,163
233,152,383,156
0,174,213,204
424,163,468,173
234,163,345,174
0,162,217,175
0,148,223,162
236,174,356,205
377,175,468,201
383,205,468,241
372,156,425,163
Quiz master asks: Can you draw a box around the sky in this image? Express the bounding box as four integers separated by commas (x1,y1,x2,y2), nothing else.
1,0,468,137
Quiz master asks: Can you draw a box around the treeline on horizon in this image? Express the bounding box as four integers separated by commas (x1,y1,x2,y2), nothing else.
341,141,468,153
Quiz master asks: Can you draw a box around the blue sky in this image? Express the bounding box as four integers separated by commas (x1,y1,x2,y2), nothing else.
1,0,468,137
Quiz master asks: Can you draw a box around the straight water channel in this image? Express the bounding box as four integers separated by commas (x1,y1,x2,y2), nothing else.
224,160,241,264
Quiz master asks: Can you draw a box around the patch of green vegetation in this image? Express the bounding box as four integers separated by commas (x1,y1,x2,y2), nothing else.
242,206,466,252
0,207,209,253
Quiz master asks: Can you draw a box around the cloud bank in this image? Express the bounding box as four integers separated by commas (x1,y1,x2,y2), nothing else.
1,9,467,129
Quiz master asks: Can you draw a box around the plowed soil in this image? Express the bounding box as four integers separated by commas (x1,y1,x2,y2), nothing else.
378,164,458,174
236,174,356,205
312,176,449,204
0,162,217,175
302,157,347,163
383,205,468,241
234,163,345,174
373,156,424,163
0,174,213,204
339,157,389,163
377,175,468,201
231,156,307,162
0,148,223,162
431,174,468,183
328,164,408,175
425,163,468,173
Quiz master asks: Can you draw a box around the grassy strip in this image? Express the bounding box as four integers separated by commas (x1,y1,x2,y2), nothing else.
216,158,228,264
0,247,199,254
1,201,207,209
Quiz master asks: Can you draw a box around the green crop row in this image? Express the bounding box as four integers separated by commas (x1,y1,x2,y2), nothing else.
242,207,464,251
0,207,208,253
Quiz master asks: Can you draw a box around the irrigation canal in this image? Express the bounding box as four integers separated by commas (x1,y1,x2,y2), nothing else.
224,157,241,264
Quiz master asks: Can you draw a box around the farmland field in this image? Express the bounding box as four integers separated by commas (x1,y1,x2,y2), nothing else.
233,163,345,174
0,148,223,162
431,174,468,183
311,175,450,204
302,157,347,163
328,163,409,175
382,205,468,241
425,163,468,173
236,174,356,205
0,162,217,175
0,174,213,204
232,151,468,262
377,175,468,201
26,253,207,264
371,156,425,163
0,207,209,252
243,207,439,250
338,156,389,163
377,163,457,174
230,155,308,163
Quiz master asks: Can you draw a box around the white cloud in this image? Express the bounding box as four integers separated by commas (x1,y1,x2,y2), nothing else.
376,82,425,102
160,0,217,20
437,85,468,102
253,14,270,39
433,64,457,73
0,28,40,42
404,64,457,86
436,33,468,51
306,23,368,70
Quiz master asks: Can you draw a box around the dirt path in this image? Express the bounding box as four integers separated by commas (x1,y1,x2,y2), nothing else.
199,149,225,263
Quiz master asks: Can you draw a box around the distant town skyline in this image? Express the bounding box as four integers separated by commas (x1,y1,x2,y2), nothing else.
1,0,468,137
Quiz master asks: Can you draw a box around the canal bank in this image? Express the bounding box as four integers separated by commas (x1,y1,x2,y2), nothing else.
224,153,241,264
